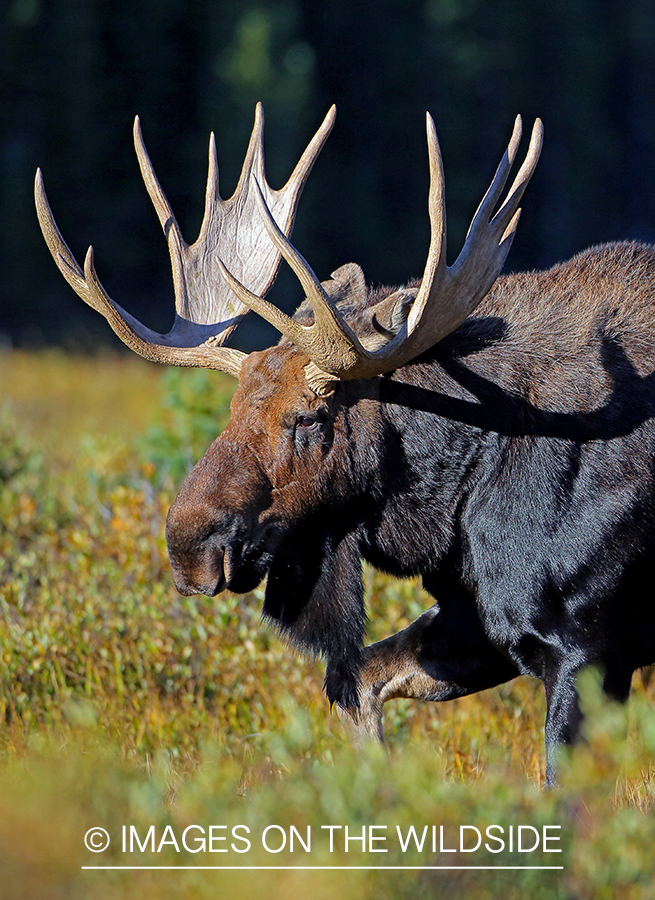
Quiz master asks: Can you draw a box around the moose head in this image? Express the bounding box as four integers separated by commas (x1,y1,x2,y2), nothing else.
35,105,541,600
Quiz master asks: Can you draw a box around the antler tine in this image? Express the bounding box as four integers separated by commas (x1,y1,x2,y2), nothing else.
284,105,337,193
134,116,199,324
405,113,448,336
133,116,179,236
251,180,363,345
214,114,541,393
454,116,523,260
215,256,307,345
489,117,543,240
403,115,543,348
35,168,96,307
35,169,246,375
36,105,337,379
216,178,365,377
234,101,265,198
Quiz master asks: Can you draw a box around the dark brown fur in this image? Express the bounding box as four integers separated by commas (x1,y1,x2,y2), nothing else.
167,241,655,784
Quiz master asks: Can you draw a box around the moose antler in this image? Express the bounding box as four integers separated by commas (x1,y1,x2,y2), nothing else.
219,114,543,393
35,104,336,376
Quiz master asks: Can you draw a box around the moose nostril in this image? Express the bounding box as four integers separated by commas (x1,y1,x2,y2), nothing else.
168,538,228,597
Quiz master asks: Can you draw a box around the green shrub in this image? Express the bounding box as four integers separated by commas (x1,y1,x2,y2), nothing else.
2,353,655,899
137,368,235,485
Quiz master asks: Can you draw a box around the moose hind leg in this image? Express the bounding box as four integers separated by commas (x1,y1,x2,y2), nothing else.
344,605,517,744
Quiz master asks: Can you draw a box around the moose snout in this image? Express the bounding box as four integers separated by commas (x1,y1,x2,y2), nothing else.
166,496,233,597
168,539,227,597
166,498,274,598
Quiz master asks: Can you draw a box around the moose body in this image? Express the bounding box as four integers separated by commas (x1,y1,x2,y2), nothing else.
36,104,655,782
167,240,655,784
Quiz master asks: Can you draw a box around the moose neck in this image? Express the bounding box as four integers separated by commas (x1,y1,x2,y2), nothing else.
340,352,499,580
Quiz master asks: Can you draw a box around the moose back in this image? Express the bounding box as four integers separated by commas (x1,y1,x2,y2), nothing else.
36,106,655,784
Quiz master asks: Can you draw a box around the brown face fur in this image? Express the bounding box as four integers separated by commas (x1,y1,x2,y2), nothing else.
165,269,402,600
166,343,342,597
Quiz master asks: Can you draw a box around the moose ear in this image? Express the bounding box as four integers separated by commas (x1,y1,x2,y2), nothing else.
263,525,364,710
367,287,419,339
320,263,368,307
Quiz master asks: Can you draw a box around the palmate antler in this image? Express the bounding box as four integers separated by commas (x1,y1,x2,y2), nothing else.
35,104,336,377
36,106,542,393
221,114,543,393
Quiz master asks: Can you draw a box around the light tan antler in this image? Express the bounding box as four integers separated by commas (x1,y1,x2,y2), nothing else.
35,104,336,376
220,114,543,393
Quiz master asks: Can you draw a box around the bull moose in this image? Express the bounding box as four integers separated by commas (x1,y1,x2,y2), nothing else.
35,105,655,784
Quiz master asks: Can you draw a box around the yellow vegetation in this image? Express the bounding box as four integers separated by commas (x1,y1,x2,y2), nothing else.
1,350,655,898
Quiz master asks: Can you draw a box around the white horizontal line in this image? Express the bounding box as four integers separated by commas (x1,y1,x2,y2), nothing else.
82,865,564,871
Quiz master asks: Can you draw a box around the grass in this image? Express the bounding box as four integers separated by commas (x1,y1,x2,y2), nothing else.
1,349,655,898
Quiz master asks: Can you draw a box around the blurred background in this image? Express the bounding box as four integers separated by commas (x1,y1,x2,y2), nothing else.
3,0,655,350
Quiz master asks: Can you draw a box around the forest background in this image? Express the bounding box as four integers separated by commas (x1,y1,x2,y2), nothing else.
3,0,655,348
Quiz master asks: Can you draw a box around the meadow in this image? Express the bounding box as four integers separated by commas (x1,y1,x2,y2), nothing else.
2,349,655,898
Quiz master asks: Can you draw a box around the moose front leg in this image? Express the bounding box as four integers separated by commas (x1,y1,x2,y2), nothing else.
342,605,518,744
542,655,634,787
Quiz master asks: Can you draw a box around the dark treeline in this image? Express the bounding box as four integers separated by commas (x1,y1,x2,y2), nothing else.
3,0,655,349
